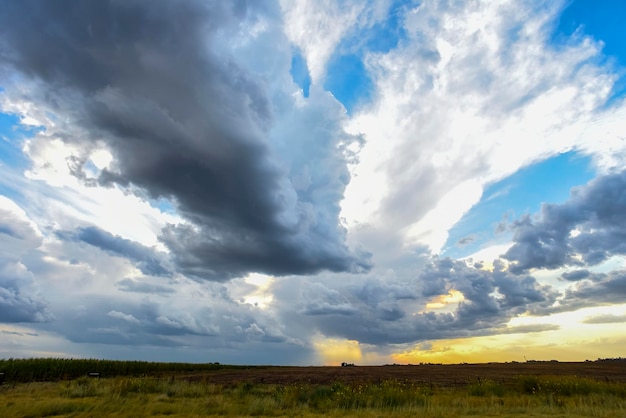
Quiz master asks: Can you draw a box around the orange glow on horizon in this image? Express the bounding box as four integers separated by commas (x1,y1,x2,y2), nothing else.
310,304,626,366
313,337,363,366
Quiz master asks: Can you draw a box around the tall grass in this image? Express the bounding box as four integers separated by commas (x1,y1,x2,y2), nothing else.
1,360,625,416
1,375,625,417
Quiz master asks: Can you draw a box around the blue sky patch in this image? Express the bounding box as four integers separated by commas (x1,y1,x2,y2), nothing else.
323,0,410,113
442,151,596,258
290,48,311,98
0,111,34,170
365,1,409,53
552,0,626,104
150,196,177,214
324,53,374,114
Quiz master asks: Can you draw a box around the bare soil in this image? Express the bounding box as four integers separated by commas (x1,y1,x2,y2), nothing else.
180,361,626,387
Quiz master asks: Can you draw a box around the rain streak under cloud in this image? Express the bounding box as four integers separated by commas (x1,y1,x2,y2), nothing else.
0,0,626,365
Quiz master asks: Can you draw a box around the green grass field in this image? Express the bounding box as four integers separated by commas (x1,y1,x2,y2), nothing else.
1,359,625,417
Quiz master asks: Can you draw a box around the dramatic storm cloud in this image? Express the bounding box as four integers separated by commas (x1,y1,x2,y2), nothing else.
1,0,626,365
0,0,369,281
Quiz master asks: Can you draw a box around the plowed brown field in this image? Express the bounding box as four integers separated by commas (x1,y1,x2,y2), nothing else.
181,361,626,387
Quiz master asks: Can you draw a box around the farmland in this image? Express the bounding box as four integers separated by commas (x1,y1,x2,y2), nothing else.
182,360,626,386
1,358,625,417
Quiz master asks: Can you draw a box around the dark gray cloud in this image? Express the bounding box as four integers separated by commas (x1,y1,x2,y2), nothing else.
562,271,626,306
0,0,369,280
420,257,453,297
504,170,626,274
0,330,39,337
561,269,593,281
57,226,170,276
526,270,626,315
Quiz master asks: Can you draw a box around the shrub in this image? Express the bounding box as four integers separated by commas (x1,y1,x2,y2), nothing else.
467,379,506,397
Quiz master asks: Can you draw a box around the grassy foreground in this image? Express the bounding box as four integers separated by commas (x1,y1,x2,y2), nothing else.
1,374,625,417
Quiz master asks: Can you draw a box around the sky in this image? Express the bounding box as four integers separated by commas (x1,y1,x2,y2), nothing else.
1,0,626,366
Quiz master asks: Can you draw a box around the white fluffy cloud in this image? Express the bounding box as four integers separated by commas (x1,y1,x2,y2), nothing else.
281,0,367,83
343,0,624,252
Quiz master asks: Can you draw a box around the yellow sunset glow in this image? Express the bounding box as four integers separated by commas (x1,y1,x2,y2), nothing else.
426,289,465,310
309,304,626,366
313,337,363,365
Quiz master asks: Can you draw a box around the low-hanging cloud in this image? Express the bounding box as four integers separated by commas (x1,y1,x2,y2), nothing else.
0,262,52,323
271,257,557,346
115,278,175,295
0,0,370,281
0,199,52,323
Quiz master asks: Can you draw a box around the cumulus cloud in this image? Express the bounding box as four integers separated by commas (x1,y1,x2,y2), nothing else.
422,258,557,326
504,170,626,273
561,269,593,282
0,0,369,281
562,270,626,307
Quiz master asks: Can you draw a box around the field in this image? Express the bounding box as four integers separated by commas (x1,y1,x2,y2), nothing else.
1,359,626,417
182,360,626,386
